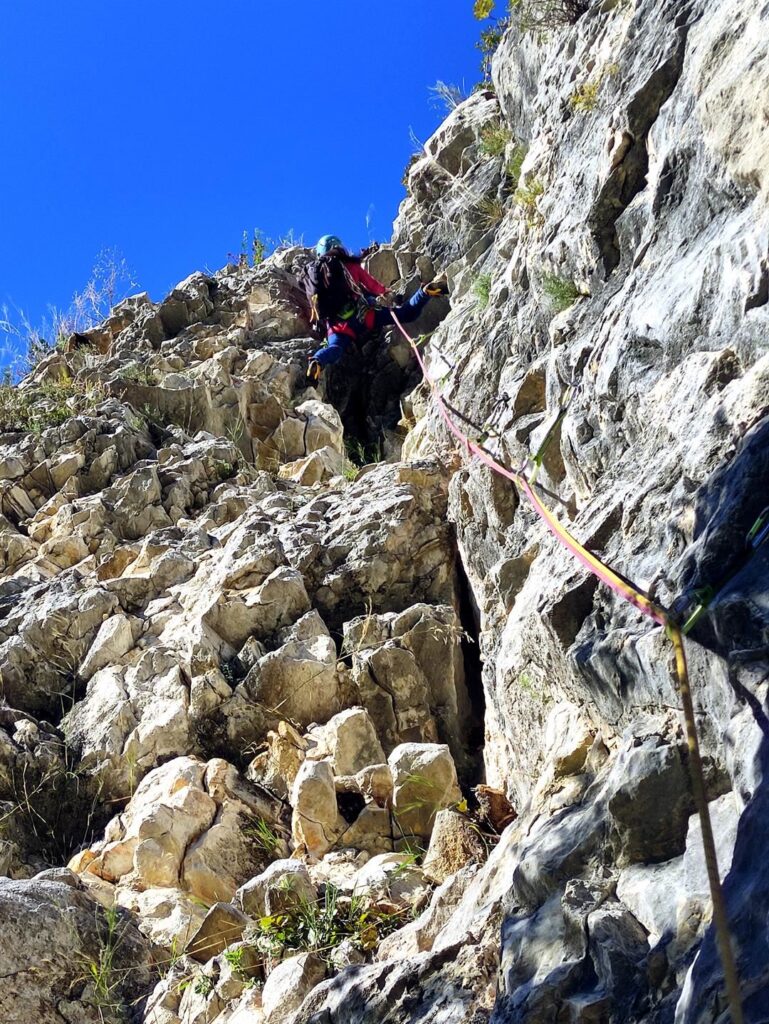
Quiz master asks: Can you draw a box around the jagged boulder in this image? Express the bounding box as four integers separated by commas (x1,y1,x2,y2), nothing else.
305,707,386,776
388,743,462,839
236,859,317,919
0,877,153,1024
344,603,473,765
261,953,326,1023
291,759,343,859
422,808,488,884
73,756,285,909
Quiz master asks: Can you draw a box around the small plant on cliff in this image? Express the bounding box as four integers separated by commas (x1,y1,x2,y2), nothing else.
228,228,267,268
0,370,105,434
241,815,284,858
505,142,528,190
345,436,382,468
478,195,507,228
222,945,261,986
1,248,137,377
473,273,493,308
479,121,511,158
193,972,214,996
473,0,588,63
116,362,158,386
78,904,131,1021
476,21,508,81
514,176,545,226
542,273,581,311
254,884,408,962
569,61,620,113
570,77,601,112
428,80,467,111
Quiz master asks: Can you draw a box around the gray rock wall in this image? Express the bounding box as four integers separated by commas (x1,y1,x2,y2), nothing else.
0,1,767,1021
385,0,769,1019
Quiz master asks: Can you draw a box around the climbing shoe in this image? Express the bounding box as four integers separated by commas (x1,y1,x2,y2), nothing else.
423,277,449,297
306,358,322,383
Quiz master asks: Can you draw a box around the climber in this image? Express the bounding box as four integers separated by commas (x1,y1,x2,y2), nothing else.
303,235,448,382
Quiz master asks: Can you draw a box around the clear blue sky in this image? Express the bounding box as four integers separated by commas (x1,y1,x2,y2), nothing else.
0,0,481,365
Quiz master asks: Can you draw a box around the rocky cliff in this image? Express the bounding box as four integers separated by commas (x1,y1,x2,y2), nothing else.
0,1,768,1021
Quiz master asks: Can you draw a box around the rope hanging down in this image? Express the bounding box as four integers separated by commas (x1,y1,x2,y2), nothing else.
390,310,744,1024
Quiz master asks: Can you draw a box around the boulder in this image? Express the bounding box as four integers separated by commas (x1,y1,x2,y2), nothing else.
354,763,393,807
262,953,326,1023
388,743,462,838
277,445,344,485
73,756,283,904
295,399,344,454
246,720,307,800
307,708,386,776
244,624,342,728
235,859,317,919
291,759,344,858
351,852,431,911
115,885,208,950
0,878,153,1024
607,739,695,865
78,611,137,679
422,808,488,884
345,603,472,764
186,902,249,962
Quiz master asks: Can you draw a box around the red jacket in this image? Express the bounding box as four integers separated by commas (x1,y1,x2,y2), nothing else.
328,260,388,338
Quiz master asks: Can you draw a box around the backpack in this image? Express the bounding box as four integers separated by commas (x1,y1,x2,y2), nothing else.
301,253,361,326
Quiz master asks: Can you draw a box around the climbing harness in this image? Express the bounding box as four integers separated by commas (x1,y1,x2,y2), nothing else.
390,309,745,1024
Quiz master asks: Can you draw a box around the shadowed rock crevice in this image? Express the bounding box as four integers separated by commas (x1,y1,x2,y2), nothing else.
589,25,688,274
454,551,486,784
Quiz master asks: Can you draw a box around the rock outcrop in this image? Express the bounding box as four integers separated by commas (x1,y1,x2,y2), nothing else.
0,0,768,1021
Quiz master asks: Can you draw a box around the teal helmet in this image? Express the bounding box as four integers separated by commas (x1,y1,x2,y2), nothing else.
316,234,345,256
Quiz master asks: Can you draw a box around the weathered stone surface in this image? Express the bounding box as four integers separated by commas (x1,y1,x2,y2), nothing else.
291,759,343,859
186,901,249,962
422,808,487,884
262,953,326,1023
352,852,430,911
235,859,316,919
116,885,207,950
307,707,386,776
388,742,462,839
244,614,342,729
247,720,307,800
73,756,283,906
0,877,153,1024
607,737,695,866
344,603,473,765
78,611,137,679
0,2,767,1020
277,445,343,486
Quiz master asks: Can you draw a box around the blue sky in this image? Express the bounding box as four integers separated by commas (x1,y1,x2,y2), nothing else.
0,0,482,365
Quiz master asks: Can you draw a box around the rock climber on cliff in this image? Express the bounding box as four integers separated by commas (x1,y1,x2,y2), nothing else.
303,235,448,382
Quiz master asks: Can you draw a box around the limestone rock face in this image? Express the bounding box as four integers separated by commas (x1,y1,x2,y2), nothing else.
422,808,488,884
0,877,153,1024
1,1,768,1020
261,953,326,1023
73,756,285,908
389,743,462,839
290,759,343,858
235,859,317,919
306,707,386,776
343,603,473,765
